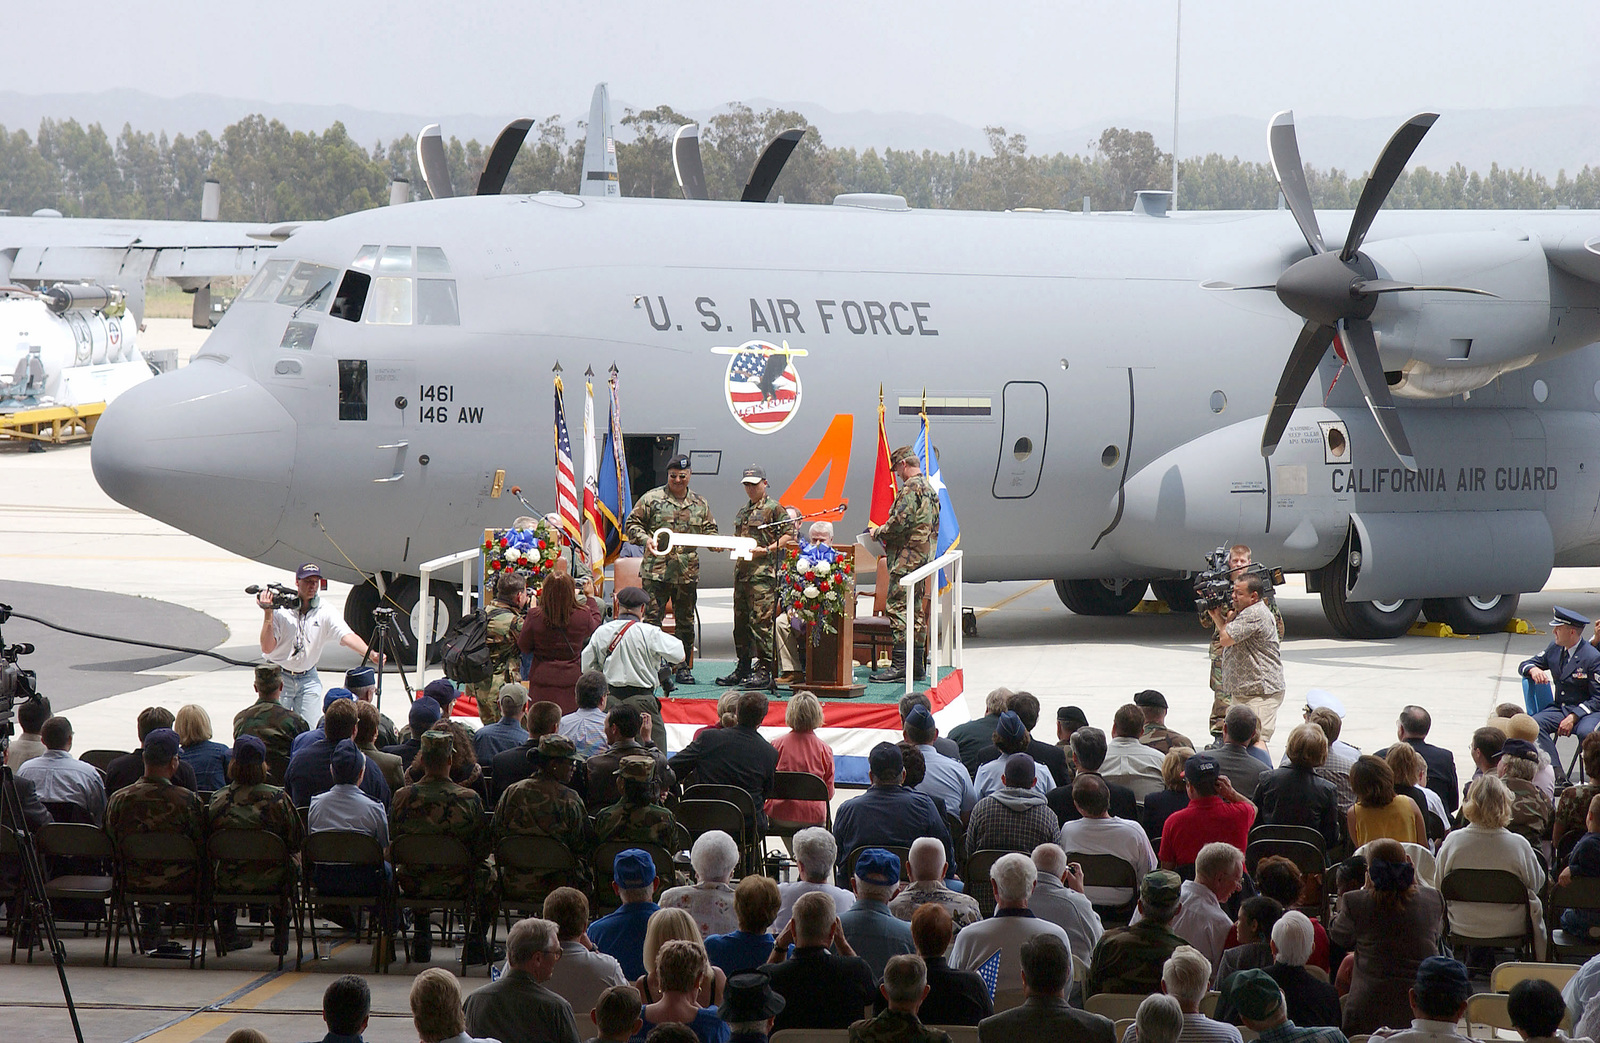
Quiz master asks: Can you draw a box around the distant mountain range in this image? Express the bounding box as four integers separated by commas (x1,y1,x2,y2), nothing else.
3,88,1598,177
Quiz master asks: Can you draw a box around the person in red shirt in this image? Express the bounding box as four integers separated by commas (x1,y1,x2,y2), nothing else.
1158,753,1256,870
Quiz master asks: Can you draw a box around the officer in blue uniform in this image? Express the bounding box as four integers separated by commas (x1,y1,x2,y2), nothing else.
1518,605,1600,773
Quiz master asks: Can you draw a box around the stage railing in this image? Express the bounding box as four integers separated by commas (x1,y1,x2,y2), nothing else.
415,547,480,687
899,549,964,695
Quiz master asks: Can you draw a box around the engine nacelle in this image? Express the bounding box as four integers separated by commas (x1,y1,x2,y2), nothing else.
1362,231,1552,398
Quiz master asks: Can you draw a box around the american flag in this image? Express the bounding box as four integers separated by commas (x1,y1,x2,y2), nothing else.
727,347,797,427
977,949,1002,999
553,376,581,547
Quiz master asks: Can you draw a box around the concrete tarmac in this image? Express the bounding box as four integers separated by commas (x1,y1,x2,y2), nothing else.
9,366,1600,1038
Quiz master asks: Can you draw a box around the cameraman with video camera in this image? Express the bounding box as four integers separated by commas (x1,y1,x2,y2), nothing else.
1198,545,1283,744
257,563,377,721
1208,571,1286,745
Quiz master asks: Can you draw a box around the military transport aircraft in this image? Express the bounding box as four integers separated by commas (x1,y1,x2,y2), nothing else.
88,107,1600,649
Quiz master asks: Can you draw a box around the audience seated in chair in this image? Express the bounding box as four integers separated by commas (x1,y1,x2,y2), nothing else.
1122,945,1242,1043
1056,773,1156,909
967,753,1060,856
1365,956,1473,1043
1254,724,1340,850
17,715,107,825
1219,968,1346,1043
978,933,1115,1043
1085,870,1186,998
840,847,915,980
950,852,1071,994
1144,841,1243,969
1028,843,1103,965
463,916,582,1043
848,953,952,1043
1157,754,1255,870
590,849,664,981
832,743,954,883
543,887,629,1017
765,890,878,1032
661,831,741,938
773,827,855,934
876,905,991,1026
1100,703,1168,800
1327,837,1444,1036
706,875,781,976
634,907,725,1009
889,836,982,931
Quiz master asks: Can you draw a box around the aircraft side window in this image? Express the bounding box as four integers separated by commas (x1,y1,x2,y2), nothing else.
377,246,414,273
416,247,450,273
365,277,413,325
416,279,459,326
276,262,338,311
351,245,381,271
338,360,368,421
331,270,372,323
243,259,293,302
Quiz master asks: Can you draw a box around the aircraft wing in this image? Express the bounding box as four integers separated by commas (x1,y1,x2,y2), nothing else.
0,216,305,288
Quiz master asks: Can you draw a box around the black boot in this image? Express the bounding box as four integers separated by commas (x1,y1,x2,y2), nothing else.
870,647,907,683
673,663,697,686
912,645,928,682
746,661,773,689
716,659,751,686
410,921,432,963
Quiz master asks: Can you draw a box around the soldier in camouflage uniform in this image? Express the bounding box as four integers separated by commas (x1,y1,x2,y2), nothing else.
626,453,717,685
847,953,952,1043
492,733,593,900
234,663,309,782
718,465,793,689
1134,690,1195,754
208,733,304,954
869,446,940,683
104,728,208,953
1083,871,1187,997
595,755,682,848
390,730,494,963
467,572,528,725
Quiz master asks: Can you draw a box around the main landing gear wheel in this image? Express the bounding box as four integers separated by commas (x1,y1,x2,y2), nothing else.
1315,555,1421,639
1422,594,1520,635
1054,578,1150,616
343,579,383,644
374,575,462,664
1150,578,1198,613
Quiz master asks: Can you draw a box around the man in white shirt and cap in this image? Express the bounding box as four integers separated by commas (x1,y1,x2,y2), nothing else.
582,586,686,747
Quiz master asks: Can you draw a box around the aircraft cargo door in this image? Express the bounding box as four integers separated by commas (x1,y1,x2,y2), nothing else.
992,381,1048,498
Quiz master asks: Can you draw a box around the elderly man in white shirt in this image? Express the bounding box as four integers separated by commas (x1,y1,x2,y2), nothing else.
1102,703,1167,799
1056,773,1157,908
1029,843,1103,964
949,852,1072,993
773,826,855,933
17,716,107,824
1133,842,1242,969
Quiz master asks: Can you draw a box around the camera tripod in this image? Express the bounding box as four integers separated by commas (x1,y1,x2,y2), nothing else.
360,607,416,714
2,764,83,1042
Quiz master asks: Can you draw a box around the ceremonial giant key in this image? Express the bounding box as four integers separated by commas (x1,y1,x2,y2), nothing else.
648,528,758,561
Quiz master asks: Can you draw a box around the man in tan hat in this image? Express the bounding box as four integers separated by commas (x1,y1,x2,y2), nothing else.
868,446,939,683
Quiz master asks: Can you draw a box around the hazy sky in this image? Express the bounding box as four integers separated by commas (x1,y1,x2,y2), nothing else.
7,0,1597,133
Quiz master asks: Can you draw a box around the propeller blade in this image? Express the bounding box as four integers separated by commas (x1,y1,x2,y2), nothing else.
741,128,806,203
1352,278,1499,298
1261,320,1336,457
1340,112,1438,261
476,118,534,196
1268,111,1325,255
1201,280,1277,291
673,124,708,201
1340,318,1417,470
417,124,454,200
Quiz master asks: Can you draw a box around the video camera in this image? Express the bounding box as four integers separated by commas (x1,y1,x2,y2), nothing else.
246,582,302,610
1193,547,1284,613
0,603,39,741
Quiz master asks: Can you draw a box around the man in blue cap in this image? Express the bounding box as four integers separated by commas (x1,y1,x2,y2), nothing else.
588,849,662,979
832,742,954,883
105,727,207,954
974,712,1055,800
345,664,398,746
902,703,977,822
1520,606,1600,774
838,848,914,979
284,698,391,808
1359,956,1473,1043
382,696,443,771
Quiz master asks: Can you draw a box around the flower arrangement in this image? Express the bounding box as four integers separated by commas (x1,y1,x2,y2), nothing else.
781,544,854,638
483,520,563,585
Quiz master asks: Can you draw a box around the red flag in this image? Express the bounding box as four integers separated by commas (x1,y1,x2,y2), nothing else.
869,384,896,527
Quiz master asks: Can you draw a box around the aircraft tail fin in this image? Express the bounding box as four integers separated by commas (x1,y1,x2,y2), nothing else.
580,83,620,198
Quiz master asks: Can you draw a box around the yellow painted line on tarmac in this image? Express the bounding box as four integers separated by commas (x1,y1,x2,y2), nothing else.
132,1011,234,1043
223,969,305,1011
972,580,1049,617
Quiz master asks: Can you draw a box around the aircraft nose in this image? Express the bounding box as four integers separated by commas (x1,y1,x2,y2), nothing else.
92,361,295,557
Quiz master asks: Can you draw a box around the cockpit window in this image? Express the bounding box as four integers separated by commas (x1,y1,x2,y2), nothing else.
417,247,450,273
377,246,413,273
276,262,338,311
417,280,459,325
351,245,380,271
243,259,293,302
365,277,413,325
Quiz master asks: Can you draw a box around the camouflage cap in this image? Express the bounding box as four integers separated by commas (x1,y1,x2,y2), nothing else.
890,445,917,467
619,755,656,781
1140,869,1183,907
419,729,453,757
538,734,577,760
1221,968,1283,1021
254,663,282,690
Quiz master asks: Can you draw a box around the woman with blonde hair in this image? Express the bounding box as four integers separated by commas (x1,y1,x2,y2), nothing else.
175,703,231,791
634,907,725,1008
1141,746,1193,843
635,938,730,1043
1435,774,1548,958
1328,837,1443,1034
764,691,834,831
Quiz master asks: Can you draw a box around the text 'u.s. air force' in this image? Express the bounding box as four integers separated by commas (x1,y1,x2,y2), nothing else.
638,296,938,337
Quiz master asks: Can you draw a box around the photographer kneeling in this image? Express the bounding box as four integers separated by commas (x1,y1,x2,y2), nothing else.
258,563,378,721
1209,573,1285,747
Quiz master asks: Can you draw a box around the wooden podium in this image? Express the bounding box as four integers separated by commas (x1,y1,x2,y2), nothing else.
797,546,866,698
